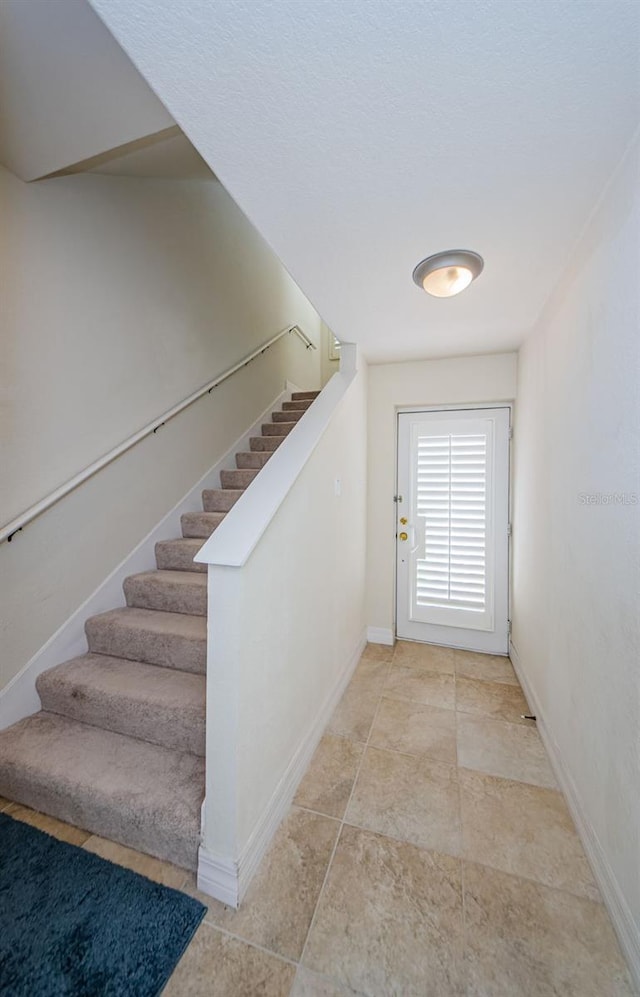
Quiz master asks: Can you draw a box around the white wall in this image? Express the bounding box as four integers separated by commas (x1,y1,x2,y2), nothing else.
320,323,340,387
200,351,367,900
0,165,322,690
0,0,174,181
512,133,640,980
366,354,517,636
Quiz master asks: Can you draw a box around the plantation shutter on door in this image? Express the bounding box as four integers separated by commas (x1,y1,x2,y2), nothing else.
416,431,488,613
409,416,496,631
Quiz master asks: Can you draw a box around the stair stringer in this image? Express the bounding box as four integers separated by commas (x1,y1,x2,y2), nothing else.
0,381,299,731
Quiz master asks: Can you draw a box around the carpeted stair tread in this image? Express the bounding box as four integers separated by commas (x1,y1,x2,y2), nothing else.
86,608,206,674
37,654,205,756
235,451,272,469
124,570,207,617
272,409,305,422
181,511,226,539
249,435,285,452
291,391,320,400
220,468,260,489
155,537,207,572
282,399,314,410
202,488,245,512
0,712,204,869
262,422,296,436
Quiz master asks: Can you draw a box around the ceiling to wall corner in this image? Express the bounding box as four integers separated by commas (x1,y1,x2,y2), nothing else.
0,0,175,180
17,0,640,360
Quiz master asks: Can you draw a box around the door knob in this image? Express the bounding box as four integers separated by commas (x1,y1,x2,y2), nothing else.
399,531,408,541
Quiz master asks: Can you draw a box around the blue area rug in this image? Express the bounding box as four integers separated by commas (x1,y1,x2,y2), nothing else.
0,812,206,996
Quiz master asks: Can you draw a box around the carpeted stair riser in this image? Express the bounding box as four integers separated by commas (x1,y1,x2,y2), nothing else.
37,655,206,756
124,570,207,617
220,468,260,489
181,511,226,539
249,435,285,452
0,713,203,870
261,422,296,436
155,538,207,573
86,608,206,674
235,451,272,469
202,488,244,513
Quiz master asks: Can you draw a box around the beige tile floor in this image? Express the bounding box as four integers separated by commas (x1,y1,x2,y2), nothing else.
2,641,636,996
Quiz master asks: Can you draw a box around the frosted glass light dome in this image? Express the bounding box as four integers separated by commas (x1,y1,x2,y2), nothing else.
413,250,484,298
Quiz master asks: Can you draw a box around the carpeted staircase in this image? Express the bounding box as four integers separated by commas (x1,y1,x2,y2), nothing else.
0,391,319,871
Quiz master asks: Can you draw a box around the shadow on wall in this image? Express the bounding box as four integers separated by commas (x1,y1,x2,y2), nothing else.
0,163,326,693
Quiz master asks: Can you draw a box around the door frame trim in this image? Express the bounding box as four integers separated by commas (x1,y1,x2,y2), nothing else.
393,402,513,652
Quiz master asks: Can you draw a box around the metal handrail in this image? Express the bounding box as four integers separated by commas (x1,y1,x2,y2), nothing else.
1,324,316,544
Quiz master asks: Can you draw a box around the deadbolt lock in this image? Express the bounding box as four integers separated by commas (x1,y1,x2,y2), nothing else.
398,531,408,541
400,517,408,525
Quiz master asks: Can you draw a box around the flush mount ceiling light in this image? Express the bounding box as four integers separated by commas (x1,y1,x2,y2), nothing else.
412,249,484,298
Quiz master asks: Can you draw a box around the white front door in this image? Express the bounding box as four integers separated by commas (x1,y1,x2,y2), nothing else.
396,407,510,654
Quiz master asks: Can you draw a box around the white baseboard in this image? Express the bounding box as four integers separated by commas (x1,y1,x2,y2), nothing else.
510,642,640,990
196,626,367,908
196,849,239,908
0,386,292,732
366,626,395,646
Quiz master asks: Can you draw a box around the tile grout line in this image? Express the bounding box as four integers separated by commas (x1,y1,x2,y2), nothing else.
197,919,300,969
293,803,343,822
296,649,395,980
333,814,461,861
358,736,456,765
299,646,461,992
455,693,470,996
454,657,472,996
454,664,607,920
457,853,609,906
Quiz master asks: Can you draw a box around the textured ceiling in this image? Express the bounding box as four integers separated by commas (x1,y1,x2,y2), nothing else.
90,1,640,358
